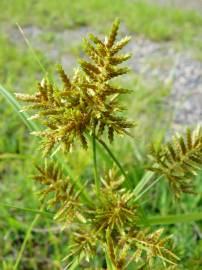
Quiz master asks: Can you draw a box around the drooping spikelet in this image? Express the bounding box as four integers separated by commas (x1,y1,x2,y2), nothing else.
105,228,178,269
130,228,179,267
16,19,134,155
34,162,82,224
149,126,202,197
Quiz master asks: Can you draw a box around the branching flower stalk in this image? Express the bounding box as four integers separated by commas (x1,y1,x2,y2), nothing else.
92,125,100,195
16,19,202,269
96,136,128,179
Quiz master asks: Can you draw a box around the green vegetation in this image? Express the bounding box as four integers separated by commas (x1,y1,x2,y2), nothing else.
1,0,202,86
1,0,202,42
0,1,202,269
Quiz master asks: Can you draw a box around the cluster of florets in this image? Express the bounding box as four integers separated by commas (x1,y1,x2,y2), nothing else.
16,19,134,155
16,19,202,269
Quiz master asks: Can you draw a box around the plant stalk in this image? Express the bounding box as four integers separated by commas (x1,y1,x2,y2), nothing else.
96,137,127,179
104,248,115,270
93,130,100,196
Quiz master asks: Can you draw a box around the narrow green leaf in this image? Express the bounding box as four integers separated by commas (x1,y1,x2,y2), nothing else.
0,84,39,132
134,176,162,202
14,204,45,270
0,153,26,160
104,247,115,270
148,212,202,225
64,252,85,270
0,202,53,217
133,171,154,196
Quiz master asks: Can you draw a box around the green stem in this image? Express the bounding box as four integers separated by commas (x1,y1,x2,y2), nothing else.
104,248,115,270
96,137,127,178
148,212,202,225
134,176,162,202
55,155,92,205
67,252,85,270
93,132,100,196
14,204,44,270
0,153,26,160
16,23,47,76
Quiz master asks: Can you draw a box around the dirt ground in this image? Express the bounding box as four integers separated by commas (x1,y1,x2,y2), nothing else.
148,0,202,13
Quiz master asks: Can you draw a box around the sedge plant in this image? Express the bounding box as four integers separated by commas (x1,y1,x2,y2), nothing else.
5,19,202,269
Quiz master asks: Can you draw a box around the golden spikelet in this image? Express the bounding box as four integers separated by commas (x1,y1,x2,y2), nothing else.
149,126,202,197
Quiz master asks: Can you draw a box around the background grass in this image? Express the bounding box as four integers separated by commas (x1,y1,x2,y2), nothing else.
0,0,202,269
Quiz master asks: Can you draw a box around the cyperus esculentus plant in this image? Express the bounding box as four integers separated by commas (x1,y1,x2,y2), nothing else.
15,19,202,269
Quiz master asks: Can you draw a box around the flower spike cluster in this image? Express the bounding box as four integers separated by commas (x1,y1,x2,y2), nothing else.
16,19,134,155
34,163,178,269
34,162,82,224
149,126,202,198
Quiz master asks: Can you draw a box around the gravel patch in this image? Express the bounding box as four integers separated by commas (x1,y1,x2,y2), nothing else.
126,35,202,129
8,25,93,70
147,0,202,13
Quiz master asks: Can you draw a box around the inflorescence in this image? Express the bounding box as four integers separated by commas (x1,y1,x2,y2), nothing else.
16,19,202,269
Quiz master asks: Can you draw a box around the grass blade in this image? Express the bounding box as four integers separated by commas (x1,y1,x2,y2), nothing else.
148,212,202,225
134,176,162,201
16,23,47,76
0,84,39,132
13,204,45,270
0,202,53,217
133,171,154,196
